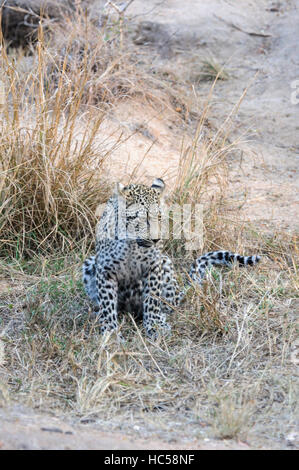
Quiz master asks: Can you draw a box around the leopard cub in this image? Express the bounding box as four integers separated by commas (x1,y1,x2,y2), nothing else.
83,178,260,338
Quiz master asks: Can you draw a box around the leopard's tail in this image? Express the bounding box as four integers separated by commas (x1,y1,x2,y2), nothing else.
188,251,260,285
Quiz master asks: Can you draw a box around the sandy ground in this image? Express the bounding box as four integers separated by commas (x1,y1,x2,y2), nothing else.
0,405,257,450
97,0,298,231
0,0,298,450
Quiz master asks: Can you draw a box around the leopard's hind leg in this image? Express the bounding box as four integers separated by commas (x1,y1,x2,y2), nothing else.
160,255,185,313
82,255,97,304
83,255,119,334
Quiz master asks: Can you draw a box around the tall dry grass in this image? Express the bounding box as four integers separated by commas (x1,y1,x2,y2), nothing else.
0,17,116,258
0,6,195,258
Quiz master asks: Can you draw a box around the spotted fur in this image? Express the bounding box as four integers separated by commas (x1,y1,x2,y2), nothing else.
83,179,260,338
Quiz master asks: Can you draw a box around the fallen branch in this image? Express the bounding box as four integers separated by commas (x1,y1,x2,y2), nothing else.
214,14,272,38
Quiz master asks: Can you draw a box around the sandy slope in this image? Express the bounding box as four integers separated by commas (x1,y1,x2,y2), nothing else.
98,0,298,231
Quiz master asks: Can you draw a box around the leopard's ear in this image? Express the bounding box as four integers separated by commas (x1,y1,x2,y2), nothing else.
151,178,165,194
113,182,125,195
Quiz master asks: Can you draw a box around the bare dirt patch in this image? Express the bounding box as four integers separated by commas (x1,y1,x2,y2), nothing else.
0,405,257,450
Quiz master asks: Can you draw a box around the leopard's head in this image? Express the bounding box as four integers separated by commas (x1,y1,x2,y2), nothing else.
113,178,166,247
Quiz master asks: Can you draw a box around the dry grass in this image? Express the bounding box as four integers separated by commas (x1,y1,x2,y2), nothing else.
45,5,193,119
0,239,297,447
0,21,112,258
0,6,191,258
199,57,229,82
0,3,298,450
